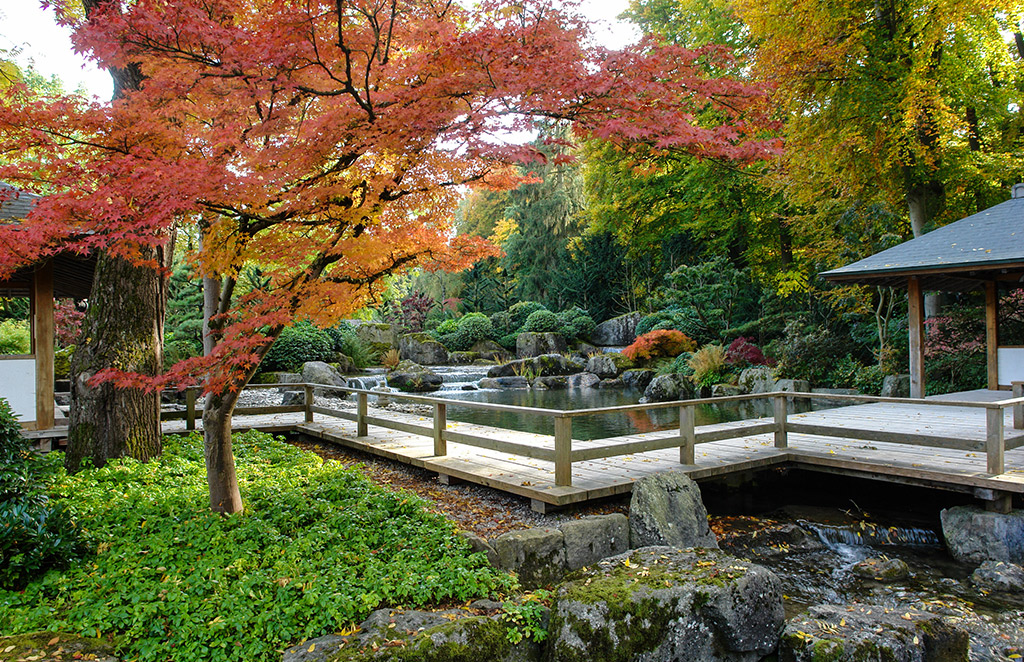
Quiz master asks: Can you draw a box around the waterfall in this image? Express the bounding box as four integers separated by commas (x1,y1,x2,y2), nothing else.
798,520,941,548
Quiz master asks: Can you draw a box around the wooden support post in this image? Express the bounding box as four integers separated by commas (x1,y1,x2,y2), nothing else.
554,416,572,487
773,395,788,448
1014,381,1024,430
986,280,999,390
679,404,695,464
304,384,314,422
357,392,368,436
908,276,926,398
33,260,54,430
985,493,1013,514
186,387,197,431
986,407,1005,475
433,402,447,456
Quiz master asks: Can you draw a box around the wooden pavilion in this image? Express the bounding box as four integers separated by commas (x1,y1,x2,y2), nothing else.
823,184,1024,398
0,184,95,430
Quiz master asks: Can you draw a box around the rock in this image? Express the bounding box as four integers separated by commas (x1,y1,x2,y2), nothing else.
460,531,500,567
629,472,718,549
573,341,601,357
532,354,584,376
533,376,568,390
258,370,301,385
491,527,567,589
737,366,775,394
353,322,398,355
882,374,911,398
567,372,601,389
281,634,349,662
449,351,479,365
851,557,910,582
780,604,968,662
470,339,511,362
387,360,443,393
331,353,356,374
718,522,826,560
301,361,348,398
774,378,810,393
558,514,630,570
970,560,1024,592
940,506,1024,564
282,390,305,406
371,385,394,406
597,378,625,389
621,369,655,391
585,353,635,379
643,373,694,403
517,332,569,358
399,332,450,365
547,547,784,662
589,312,642,346
711,384,744,397
479,376,529,389
0,633,120,662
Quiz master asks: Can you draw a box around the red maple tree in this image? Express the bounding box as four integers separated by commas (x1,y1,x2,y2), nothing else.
0,0,777,512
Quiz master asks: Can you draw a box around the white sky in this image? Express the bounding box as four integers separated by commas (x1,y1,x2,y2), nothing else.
0,1,640,101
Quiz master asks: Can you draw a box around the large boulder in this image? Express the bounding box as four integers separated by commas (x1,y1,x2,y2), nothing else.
643,374,694,403
353,322,398,354
940,506,1024,564
300,361,348,398
567,372,601,389
629,472,718,549
558,514,630,571
489,355,583,379
737,366,775,394
589,312,642,347
491,527,567,589
399,333,450,365
470,339,511,362
547,547,784,662
479,376,530,390
387,360,443,393
780,604,968,662
517,332,568,358
532,376,568,390
882,374,911,398
585,353,635,379
621,369,655,392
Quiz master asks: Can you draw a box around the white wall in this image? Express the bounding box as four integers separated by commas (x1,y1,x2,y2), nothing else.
998,347,1024,387
0,357,36,423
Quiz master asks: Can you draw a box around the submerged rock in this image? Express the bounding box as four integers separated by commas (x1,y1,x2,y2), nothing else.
851,557,911,582
547,547,784,662
629,472,718,549
585,353,635,379
620,369,654,391
780,603,968,662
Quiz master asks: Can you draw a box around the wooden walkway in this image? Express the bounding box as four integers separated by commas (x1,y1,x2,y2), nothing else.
160,388,1024,512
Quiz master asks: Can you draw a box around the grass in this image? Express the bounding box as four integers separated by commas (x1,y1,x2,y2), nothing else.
0,431,516,662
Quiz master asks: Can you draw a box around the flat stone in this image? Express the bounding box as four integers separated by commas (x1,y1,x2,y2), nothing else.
491,527,567,589
558,514,630,570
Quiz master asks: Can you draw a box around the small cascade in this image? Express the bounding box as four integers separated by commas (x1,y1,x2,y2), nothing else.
798,520,942,548
432,365,491,391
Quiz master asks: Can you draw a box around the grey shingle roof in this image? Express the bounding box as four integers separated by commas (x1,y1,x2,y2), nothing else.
0,182,39,221
822,193,1024,289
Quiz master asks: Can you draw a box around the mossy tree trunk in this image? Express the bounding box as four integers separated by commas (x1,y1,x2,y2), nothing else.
66,248,167,471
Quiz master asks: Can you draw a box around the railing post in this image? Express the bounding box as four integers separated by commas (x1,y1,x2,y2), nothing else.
186,386,197,431
774,395,788,449
304,384,314,423
679,404,695,464
554,416,572,487
986,406,1005,474
1013,381,1024,430
433,402,447,456
357,392,368,436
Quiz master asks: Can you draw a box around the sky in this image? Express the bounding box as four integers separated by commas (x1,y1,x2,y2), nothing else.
0,1,640,101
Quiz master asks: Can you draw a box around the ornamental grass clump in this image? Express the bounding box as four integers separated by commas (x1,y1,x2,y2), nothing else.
0,431,515,662
689,344,728,388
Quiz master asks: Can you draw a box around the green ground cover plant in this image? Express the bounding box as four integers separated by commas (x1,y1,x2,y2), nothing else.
0,431,515,662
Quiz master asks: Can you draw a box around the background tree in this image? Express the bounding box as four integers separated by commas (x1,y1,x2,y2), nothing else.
0,0,775,513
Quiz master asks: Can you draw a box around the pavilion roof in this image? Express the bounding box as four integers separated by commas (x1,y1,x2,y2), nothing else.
821,189,1024,291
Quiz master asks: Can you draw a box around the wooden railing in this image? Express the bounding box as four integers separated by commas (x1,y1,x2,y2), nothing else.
163,385,1024,486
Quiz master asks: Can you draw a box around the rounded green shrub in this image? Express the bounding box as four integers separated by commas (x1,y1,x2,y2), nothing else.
455,313,492,346
262,322,333,372
557,308,595,340
508,301,547,329
435,318,459,335
498,332,519,350
523,309,560,333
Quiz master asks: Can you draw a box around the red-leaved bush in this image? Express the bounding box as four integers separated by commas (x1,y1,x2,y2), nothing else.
623,329,697,361
54,299,84,348
725,336,771,367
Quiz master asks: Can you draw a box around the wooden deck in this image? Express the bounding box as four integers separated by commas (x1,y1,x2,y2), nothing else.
158,388,1024,512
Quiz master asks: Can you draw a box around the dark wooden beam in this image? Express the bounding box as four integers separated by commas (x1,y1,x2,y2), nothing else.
908,276,925,398
33,260,54,430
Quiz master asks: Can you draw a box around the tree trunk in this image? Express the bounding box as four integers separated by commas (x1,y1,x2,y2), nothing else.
202,390,244,513
66,248,164,471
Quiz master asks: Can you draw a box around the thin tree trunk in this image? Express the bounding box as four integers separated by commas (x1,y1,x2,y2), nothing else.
203,389,243,513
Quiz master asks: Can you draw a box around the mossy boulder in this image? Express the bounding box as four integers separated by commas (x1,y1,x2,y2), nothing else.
851,557,910,582
585,353,635,379
492,527,567,589
0,632,120,661
387,360,443,393
516,332,568,359
780,604,968,662
629,472,718,549
643,374,694,403
547,547,784,662
399,333,450,365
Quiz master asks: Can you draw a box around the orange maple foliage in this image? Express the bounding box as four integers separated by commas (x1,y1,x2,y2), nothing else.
623,329,697,362
0,0,776,397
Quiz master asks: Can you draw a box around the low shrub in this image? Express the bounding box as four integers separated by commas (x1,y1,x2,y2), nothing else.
522,309,561,333
0,398,89,591
435,318,459,335
854,364,885,395
0,319,30,355
454,313,493,348
508,301,547,329
767,320,850,385
825,355,863,389
498,332,519,350
557,308,596,340
622,329,696,362
0,431,515,662
262,321,333,372
54,346,75,380
724,337,770,368
657,352,695,376
688,344,728,388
